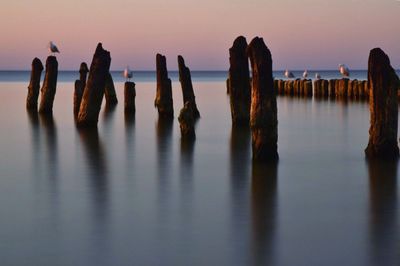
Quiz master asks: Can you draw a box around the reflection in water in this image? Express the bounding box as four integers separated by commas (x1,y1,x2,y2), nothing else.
230,126,251,264
78,128,108,220
156,117,173,208
180,137,195,216
251,161,278,266
125,111,135,175
39,114,58,180
27,111,40,177
367,160,399,265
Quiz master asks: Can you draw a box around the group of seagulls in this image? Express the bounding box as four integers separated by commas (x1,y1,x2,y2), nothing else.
284,64,350,79
47,41,134,81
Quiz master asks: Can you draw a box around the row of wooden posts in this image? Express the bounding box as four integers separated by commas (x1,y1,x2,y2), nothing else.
27,37,399,161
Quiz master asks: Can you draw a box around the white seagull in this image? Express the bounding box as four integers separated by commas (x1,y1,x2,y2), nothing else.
48,41,60,55
123,66,133,81
284,69,295,79
303,70,308,78
315,73,321,79
339,64,350,77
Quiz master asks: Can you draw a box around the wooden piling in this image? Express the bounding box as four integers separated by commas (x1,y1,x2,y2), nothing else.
178,102,196,140
154,53,174,118
77,43,111,127
39,56,58,114
26,58,44,111
178,55,200,119
365,48,399,158
124,81,136,114
247,37,278,161
104,72,118,106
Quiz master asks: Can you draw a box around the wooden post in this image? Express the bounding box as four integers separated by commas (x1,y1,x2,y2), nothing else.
154,53,174,118
178,102,196,140
77,43,111,127
124,81,136,114
104,72,118,106
178,55,200,119
38,56,58,114
365,48,399,159
247,37,278,161
26,58,44,111
228,36,251,125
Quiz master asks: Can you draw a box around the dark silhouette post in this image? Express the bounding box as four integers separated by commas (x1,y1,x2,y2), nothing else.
178,102,195,140
228,36,251,125
365,48,399,158
124,81,136,114
247,37,278,161
154,53,174,118
74,62,89,116
178,55,200,119
26,58,44,111
77,43,111,127
104,72,118,106
39,56,58,114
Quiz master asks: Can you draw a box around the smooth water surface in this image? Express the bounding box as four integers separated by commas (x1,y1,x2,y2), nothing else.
0,73,399,265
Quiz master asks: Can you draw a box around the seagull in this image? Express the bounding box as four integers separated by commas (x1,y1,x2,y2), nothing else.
303,70,308,79
123,66,133,81
48,41,60,55
284,69,295,79
339,64,350,77
315,73,321,79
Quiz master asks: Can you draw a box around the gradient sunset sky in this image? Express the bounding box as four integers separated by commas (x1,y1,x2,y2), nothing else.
0,0,399,70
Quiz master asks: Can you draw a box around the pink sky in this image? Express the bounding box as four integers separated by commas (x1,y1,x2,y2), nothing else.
0,0,399,70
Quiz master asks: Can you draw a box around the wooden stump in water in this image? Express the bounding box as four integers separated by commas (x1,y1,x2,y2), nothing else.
178,102,196,140
39,56,58,114
247,37,278,161
77,43,111,127
227,36,251,125
365,48,399,159
154,53,174,118
104,72,118,106
79,62,89,88
26,58,44,111
124,81,136,114
328,79,336,98
178,55,200,119
74,62,89,117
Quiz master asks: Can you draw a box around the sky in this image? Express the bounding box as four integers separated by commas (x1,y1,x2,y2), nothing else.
0,0,399,70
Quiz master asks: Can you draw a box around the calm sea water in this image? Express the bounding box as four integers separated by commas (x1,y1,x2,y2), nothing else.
0,71,399,266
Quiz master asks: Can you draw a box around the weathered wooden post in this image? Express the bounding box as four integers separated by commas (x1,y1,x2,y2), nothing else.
178,55,200,119
247,37,278,161
338,78,349,99
328,79,336,98
314,79,321,97
74,62,89,117
104,72,118,106
178,102,196,140
365,48,399,159
77,43,111,127
321,79,329,98
154,53,174,118
124,81,136,114
38,56,58,114
227,36,251,125
26,58,44,111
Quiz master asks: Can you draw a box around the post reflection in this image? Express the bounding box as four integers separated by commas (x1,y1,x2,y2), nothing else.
156,117,173,208
251,161,278,266
78,128,109,220
125,111,135,173
180,137,195,216
367,159,399,265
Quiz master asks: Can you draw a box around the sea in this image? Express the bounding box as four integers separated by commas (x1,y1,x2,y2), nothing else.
0,70,399,266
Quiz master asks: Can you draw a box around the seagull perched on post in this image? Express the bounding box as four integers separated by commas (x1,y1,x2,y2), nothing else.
284,69,295,79
315,73,321,80
48,41,60,56
123,66,133,81
303,70,308,79
339,64,350,77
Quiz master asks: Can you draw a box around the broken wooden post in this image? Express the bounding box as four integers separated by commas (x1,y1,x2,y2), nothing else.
77,43,111,127
104,72,118,106
365,48,399,159
178,55,200,119
247,37,278,161
26,58,44,111
124,81,136,114
154,53,174,118
227,36,251,125
178,102,195,140
74,62,89,116
38,56,58,114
